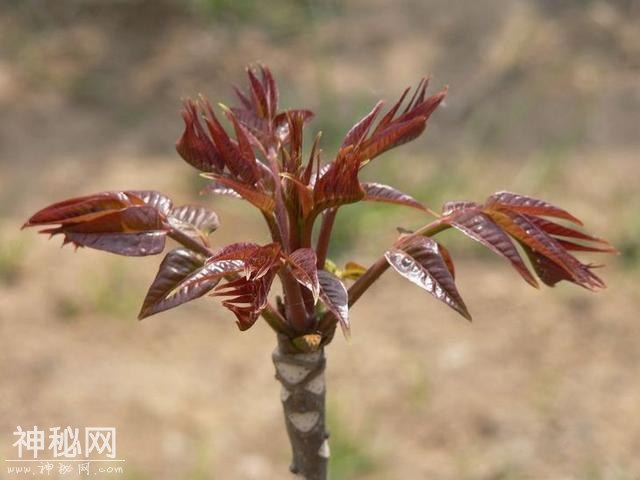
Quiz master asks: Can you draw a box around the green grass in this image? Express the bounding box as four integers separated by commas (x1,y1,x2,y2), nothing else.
193,0,341,40
0,230,27,286
326,408,378,479
88,259,142,319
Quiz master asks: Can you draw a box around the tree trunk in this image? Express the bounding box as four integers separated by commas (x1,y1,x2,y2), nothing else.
272,336,329,479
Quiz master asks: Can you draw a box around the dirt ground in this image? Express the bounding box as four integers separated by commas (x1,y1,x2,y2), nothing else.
1,1,639,479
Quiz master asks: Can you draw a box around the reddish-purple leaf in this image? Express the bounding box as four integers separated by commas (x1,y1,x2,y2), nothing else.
208,242,281,280
230,107,269,139
313,149,365,212
244,243,282,279
138,248,214,319
361,182,427,211
274,109,314,145
213,269,277,330
261,64,278,118
200,180,243,199
247,67,269,119
442,201,481,216
442,207,538,287
521,243,605,290
394,88,447,126
202,174,276,214
201,100,260,185
209,242,260,262
127,190,173,216
486,209,604,290
486,191,584,226
176,99,224,173
168,205,219,246
385,235,471,321
24,192,136,227
554,239,618,254
373,87,410,134
34,205,168,256
317,270,350,336
288,248,320,301
525,216,611,245
341,101,384,148
358,116,427,162
438,242,456,279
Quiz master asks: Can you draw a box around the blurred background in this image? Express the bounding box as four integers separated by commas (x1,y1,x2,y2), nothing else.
1,0,639,478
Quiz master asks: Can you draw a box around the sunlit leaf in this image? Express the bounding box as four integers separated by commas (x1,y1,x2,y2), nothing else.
24,191,136,227
128,191,173,216
201,174,276,214
138,248,212,319
341,101,384,148
520,243,605,290
486,191,584,225
385,235,471,320
358,116,426,162
362,182,427,211
201,180,243,199
442,206,538,287
437,243,455,278
288,248,319,301
168,205,220,246
313,148,364,212
486,209,604,290
176,99,224,173
317,270,349,336
34,205,168,256
525,216,611,245
213,269,277,330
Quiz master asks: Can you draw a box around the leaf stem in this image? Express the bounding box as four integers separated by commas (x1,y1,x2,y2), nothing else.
315,208,337,269
167,227,214,257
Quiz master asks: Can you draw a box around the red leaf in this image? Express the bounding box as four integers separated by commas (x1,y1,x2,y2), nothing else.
442,206,538,287
24,191,137,227
341,101,384,148
202,174,275,214
372,87,410,134
317,270,350,337
247,67,269,119
358,116,426,162
208,242,281,280
138,248,214,319
168,205,219,246
274,109,314,145
213,269,277,330
313,148,365,212
201,99,260,185
438,242,456,278
176,99,224,173
288,248,320,301
261,65,279,119
486,191,584,226
31,204,168,256
525,216,611,245
521,243,605,290
385,235,471,321
200,180,243,199
127,191,173,216
486,209,604,290
362,182,427,211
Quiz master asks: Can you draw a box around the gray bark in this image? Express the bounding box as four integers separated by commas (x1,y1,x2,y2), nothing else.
272,336,329,479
